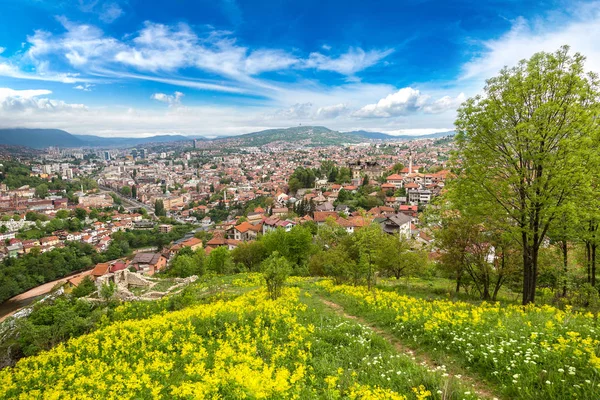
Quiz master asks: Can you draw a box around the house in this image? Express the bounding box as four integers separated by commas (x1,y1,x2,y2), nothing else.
91,262,111,279
158,224,173,233
178,237,203,252
380,214,412,239
271,207,288,217
399,205,418,217
315,202,335,212
386,174,404,188
313,211,339,225
230,221,261,241
262,217,281,234
130,252,167,275
40,236,60,247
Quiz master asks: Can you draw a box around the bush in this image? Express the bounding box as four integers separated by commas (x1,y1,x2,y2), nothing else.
71,276,96,298
261,252,292,300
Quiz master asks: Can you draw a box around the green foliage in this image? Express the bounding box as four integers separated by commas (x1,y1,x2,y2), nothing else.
261,252,292,300
287,167,317,193
100,282,116,301
0,242,96,303
71,276,96,298
206,246,234,274
453,46,600,304
168,249,206,278
154,199,166,217
261,225,314,271
231,241,268,271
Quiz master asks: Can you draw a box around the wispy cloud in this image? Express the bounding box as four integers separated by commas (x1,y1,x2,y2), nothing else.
461,2,600,80
99,2,124,23
353,87,465,118
151,91,184,106
306,47,394,76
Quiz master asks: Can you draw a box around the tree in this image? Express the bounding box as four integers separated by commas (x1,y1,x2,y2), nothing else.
261,252,292,300
131,185,137,199
120,186,132,197
154,199,166,217
231,241,267,271
99,282,116,302
71,276,96,298
55,210,69,219
354,223,384,289
206,246,233,274
74,208,87,220
35,184,49,199
376,235,422,280
453,46,600,304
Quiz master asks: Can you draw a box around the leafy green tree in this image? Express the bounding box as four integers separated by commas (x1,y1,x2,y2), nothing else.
55,210,69,219
154,199,166,217
35,184,49,199
207,246,233,274
169,250,205,277
354,223,384,289
99,282,116,302
74,208,87,220
231,241,267,271
120,186,132,197
453,46,600,304
261,252,292,300
376,235,422,280
71,276,96,298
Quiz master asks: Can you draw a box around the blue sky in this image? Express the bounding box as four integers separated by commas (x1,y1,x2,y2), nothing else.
0,0,599,137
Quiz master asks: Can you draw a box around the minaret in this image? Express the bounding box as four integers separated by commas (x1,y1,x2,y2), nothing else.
408,152,413,174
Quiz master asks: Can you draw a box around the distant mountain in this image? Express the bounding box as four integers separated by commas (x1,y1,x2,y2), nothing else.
345,130,455,140
0,127,454,150
72,134,199,147
0,129,201,149
216,126,364,146
0,129,86,148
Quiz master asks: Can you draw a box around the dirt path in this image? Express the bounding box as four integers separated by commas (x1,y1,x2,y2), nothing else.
319,297,501,400
0,270,92,322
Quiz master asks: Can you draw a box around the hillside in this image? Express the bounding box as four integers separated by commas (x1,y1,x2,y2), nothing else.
0,129,85,148
0,127,454,149
345,130,456,140
217,126,364,147
0,129,200,149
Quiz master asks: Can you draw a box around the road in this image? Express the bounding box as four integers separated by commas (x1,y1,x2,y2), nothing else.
98,185,154,213
0,269,93,322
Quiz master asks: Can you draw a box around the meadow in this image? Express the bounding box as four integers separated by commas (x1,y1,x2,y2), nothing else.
0,274,598,399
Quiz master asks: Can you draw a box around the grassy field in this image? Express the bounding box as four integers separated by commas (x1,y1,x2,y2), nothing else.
1,273,598,399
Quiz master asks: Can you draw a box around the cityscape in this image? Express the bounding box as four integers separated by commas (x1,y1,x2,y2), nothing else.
0,1,599,399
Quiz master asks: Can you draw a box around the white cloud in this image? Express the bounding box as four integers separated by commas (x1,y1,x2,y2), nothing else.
0,87,86,112
271,103,313,119
151,91,184,105
422,93,466,114
0,47,5,55
74,83,94,91
306,47,394,75
461,3,600,80
353,88,467,118
99,2,123,23
316,103,348,119
353,88,429,118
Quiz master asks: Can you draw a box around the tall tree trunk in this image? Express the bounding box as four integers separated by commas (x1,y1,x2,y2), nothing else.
586,242,592,283
522,232,533,305
455,269,461,293
592,244,597,287
562,239,568,297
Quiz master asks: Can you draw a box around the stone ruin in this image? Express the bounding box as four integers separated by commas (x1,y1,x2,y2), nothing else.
94,270,198,302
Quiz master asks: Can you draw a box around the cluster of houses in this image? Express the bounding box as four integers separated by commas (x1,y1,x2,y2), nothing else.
0,213,144,259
